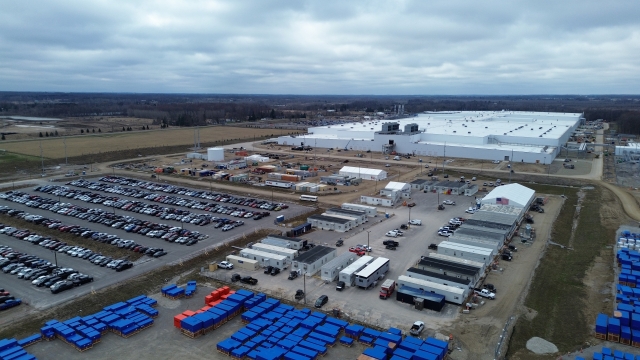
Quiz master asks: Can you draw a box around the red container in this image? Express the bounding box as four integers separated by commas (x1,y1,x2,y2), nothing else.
182,310,196,317
201,306,212,311
205,295,214,304
174,314,187,328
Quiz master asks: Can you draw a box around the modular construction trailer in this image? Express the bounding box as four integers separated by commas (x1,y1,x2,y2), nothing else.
437,241,495,266
341,203,378,217
417,257,482,285
320,252,358,282
355,257,390,289
291,246,337,276
426,253,486,275
225,255,260,271
250,243,298,261
325,208,368,225
239,248,289,270
397,275,468,305
321,212,364,227
307,214,356,233
339,256,374,287
447,234,503,254
396,285,446,312
406,267,472,289
261,234,307,251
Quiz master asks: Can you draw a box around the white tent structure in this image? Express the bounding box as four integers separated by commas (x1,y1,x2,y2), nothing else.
339,166,387,181
480,183,535,209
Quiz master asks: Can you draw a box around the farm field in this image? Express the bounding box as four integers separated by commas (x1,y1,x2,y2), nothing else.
0,126,290,159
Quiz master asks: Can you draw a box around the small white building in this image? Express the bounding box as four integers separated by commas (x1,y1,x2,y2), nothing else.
250,243,298,261
359,195,396,207
239,248,289,270
326,208,367,225
321,252,357,282
307,214,356,232
341,203,378,217
437,242,495,265
339,166,387,181
339,255,374,287
417,257,482,285
292,246,336,276
225,255,260,271
381,181,411,199
207,147,225,161
355,257,390,289
480,183,535,209
245,154,270,163
397,275,468,305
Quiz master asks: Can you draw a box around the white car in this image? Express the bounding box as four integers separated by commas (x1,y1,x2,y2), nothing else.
492,160,501,164
385,231,399,238
218,261,234,269
442,200,455,205
465,207,477,214
438,230,452,237
449,219,462,226
408,219,422,226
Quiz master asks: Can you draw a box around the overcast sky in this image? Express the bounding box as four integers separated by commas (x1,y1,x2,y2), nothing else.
1,1,639,94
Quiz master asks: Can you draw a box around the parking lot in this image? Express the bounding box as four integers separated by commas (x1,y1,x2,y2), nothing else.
0,180,312,310
204,190,483,333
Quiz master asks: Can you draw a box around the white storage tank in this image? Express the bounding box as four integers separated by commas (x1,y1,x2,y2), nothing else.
207,147,225,161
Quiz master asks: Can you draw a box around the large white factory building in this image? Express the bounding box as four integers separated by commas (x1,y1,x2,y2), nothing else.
277,111,584,163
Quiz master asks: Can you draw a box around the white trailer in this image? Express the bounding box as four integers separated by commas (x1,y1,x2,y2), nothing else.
265,180,294,189
437,241,494,265
448,235,502,254
427,253,486,274
321,252,357,282
251,243,298,261
225,255,260,271
239,248,289,270
262,235,306,250
339,255,374,287
355,257,390,289
341,203,378,217
397,275,468,305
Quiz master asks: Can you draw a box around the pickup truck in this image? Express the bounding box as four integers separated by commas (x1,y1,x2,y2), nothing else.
385,231,399,238
383,240,399,247
442,200,455,205
409,321,425,336
474,288,496,300
240,276,258,285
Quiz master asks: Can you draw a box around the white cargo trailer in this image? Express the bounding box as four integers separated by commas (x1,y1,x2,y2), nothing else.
239,248,289,270
355,257,390,289
437,241,494,265
251,243,298,261
341,203,377,217
397,275,468,305
339,255,374,287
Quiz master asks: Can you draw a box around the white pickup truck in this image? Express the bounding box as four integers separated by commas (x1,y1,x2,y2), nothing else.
474,288,496,300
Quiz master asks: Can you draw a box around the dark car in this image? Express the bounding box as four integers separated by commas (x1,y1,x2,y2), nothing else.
382,240,399,247
72,275,94,286
335,239,344,247
428,243,438,250
270,267,280,276
263,266,273,274
336,281,345,291
43,277,62,287
288,271,298,280
240,276,258,285
51,281,74,294
295,289,304,300
385,245,397,250
115,262,133,272
231,273,241,282
314,295,328,308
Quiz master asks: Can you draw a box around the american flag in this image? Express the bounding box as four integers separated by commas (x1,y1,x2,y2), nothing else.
496,197,509,205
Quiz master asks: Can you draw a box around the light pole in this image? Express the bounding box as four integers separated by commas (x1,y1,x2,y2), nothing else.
366,231,371,251
51,250,58,267
408,206,412,229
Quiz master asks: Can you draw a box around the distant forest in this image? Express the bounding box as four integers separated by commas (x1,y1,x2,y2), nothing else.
1,93,639,134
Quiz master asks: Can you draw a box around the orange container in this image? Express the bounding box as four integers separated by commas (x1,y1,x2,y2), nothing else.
228,290,235,295
182,310,196,317
205,295,214,304
201,306,212,311
210,291,220,301
221,294,229,300
221,286,230,295
174,314,187,328
208,300,222,307
195,310,205,314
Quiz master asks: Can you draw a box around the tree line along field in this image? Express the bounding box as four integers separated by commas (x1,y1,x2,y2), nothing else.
0,126,288,159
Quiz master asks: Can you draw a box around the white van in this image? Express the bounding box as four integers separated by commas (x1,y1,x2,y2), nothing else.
393,156,401,161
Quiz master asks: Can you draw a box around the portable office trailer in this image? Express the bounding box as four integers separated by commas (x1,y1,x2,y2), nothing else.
261,235,307,251
426,253,486,274
396,285,446,312
437,241,495,265
326,208,368,225
397,275,468,305
355,257,390,289
406,267,471,289
341,203,377,217
321,212,363,226
447,235,502,254
307,214,355,232
251,243,298,261
321,252,357,282
291,246,336,276
225,255,260,271
339,256,374,286
239,248,289,270
416,257,481,284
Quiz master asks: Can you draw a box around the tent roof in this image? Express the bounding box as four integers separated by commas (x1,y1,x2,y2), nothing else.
481,183,535,207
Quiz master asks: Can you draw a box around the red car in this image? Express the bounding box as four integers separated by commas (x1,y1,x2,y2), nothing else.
348,247,365,256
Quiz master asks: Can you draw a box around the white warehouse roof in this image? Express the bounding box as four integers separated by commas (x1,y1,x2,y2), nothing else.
481,183,535,209
384,182,410,191
339,166,386,177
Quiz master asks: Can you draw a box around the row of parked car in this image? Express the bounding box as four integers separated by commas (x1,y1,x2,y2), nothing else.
0,245,95,294
0,218,138,271
98,176,289,212
2,190,205,245
437,217,466,236
0,287,20,311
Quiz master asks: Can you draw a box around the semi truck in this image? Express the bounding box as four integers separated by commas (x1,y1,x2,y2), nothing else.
379,279,396,299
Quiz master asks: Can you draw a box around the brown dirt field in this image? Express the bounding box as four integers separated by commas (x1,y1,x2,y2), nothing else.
0,126,284,159
599,181,640,222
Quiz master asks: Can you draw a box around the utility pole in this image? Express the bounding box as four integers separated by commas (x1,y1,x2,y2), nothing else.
39,141,44,176
366,231,371,251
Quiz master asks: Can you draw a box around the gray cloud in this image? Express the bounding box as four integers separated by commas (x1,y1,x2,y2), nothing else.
0,0,638,94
